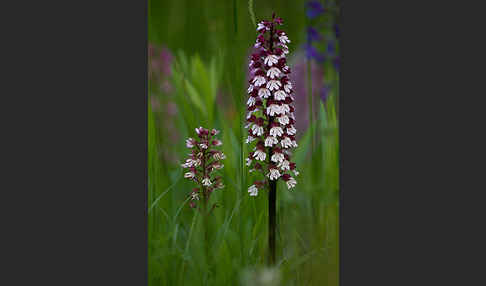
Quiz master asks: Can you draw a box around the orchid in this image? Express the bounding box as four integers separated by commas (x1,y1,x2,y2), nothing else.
181,127,225,210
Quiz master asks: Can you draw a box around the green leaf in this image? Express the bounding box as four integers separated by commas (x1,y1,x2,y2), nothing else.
248,0,256,27
293,125,312,166
184,79,207,116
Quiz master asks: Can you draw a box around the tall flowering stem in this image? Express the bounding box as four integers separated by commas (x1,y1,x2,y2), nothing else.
181,127,225,257
245,14,299,265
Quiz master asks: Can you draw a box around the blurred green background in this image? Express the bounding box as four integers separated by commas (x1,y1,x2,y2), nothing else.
148,0,339,285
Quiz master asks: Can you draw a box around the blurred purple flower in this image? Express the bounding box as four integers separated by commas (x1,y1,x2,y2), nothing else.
320,85,331,103
158,48,173,93
148,42,180,153
305,44,326,63
148,43,174,93
334,23,340,38
159,47,173,77
306,1,325,19
333,56,340,71
326,41,335,56
307,27,322,43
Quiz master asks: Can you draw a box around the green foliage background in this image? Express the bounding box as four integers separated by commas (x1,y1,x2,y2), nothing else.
148,1,339,285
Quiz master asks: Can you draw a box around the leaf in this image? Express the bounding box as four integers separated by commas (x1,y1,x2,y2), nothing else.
184,79,207,116
248,0,256,27
209,57,218,101
170,64,196,133
148,168,182,214
293,125,313,166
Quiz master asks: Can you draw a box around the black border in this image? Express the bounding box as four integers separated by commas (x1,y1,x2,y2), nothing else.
3,0,148,284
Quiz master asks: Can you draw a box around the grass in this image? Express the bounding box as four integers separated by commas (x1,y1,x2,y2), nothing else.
149,0,339,285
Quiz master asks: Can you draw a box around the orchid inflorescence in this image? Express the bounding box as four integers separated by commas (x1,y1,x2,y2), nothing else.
245,14,299,197
182,127,225,209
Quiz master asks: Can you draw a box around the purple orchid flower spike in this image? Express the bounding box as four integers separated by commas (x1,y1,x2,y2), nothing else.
181,127,225,210
246,15,299,196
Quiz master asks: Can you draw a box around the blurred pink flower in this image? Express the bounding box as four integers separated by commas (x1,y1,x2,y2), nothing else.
150,96,161,111
148,43,173,93
288,51,325,138
159,47,173,76
149,42,180,163
166,102,177,116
